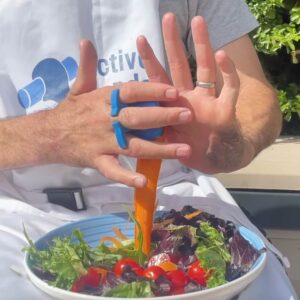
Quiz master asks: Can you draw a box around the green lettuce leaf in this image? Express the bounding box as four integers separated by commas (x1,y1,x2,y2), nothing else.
198,222,231,262
206,270,227,288
24,228,119,289
195,222,231,288
103,281,153,298
89,243,123,267
112,239,147,265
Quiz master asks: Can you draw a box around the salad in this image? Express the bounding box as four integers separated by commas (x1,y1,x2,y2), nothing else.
24,206,264,298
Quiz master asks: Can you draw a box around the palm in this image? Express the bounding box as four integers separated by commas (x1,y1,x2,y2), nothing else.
138,13,240,173
165,89,237,172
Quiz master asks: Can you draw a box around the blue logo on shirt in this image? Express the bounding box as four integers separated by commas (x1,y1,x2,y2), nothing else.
17,50,146,109
17,57,78,109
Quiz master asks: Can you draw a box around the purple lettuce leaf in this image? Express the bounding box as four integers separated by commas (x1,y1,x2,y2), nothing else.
227,230,264,281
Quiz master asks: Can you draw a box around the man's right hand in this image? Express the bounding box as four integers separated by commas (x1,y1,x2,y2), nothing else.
0,40,192,187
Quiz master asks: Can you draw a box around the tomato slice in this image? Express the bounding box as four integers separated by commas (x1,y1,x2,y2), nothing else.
113,258,144,277
166,269,188,289
143,266,165,281
187,260,207,286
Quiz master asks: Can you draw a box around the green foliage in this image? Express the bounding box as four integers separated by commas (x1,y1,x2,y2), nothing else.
278,83,300,121
246,0,300,133
246,0,300,54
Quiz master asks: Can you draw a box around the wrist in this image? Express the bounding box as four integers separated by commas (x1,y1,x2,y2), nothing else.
206,121,256,173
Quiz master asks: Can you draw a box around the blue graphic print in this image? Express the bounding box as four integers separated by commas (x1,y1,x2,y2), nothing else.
18,57,78,109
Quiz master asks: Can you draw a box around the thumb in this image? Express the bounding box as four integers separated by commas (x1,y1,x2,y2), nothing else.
71,39,98,95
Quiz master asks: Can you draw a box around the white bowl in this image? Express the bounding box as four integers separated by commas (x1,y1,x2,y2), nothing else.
24,213,267,300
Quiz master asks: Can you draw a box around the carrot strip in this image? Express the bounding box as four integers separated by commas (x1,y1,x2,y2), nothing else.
99,236,123,248
185,210,202,220
112,226,128,241
134,157,162,256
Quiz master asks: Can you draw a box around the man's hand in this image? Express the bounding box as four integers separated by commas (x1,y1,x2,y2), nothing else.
0,40,193,187
137,13,281,173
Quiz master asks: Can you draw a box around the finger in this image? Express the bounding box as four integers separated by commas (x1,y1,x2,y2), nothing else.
136,35,170,84
215,50,240,105
118,81,179,103
121,136,192,160
71,40,98,95
118,106,192,129
191,16,216,96
162,13,194,91
95,155,147,188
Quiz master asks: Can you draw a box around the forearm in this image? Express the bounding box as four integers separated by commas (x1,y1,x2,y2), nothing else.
0,111,57,169
237,77,282,159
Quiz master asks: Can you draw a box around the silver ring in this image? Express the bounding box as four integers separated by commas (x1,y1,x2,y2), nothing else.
195,81,216,89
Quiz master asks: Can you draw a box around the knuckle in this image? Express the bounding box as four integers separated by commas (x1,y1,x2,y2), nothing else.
101,167,114,181
100,86,112,97
122,82,137,100
128,141,143,156
121,84,130,99
167,109,178,124
149,75,165,83
159,108,176,125
170,61,185,72
120,109,136,127
153,87,164,98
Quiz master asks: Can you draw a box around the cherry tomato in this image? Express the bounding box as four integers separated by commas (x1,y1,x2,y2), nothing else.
143,266,165,281
187,261,207,286
113,258,144,277
85,267,101,287
71,277,86,292
129,266,144,277
166,269,188,288
71,267,101,292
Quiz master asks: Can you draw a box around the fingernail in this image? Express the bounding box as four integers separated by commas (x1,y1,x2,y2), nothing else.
178,110,192,123
176,145,191,158
133,176,147,187
165,88,178,99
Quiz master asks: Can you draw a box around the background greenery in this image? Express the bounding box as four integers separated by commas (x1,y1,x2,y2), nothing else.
246,0,300,135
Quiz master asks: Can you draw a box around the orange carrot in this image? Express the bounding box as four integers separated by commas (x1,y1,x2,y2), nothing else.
134,157,162,256
112,226,128,241
185,210,202,220
99,236,123,248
